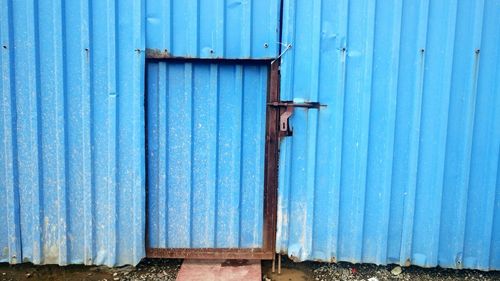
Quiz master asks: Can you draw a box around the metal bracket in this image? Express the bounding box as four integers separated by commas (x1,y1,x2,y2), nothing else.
267,101,322,138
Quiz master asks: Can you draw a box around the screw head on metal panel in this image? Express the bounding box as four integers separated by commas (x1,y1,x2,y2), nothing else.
264,43,269,48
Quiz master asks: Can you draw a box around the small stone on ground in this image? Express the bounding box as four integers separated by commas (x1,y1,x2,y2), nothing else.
391,266,403,276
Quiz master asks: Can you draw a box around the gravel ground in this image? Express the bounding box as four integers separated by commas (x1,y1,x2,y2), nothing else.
110,259,182,281
310,262,499,281
0,259,182,281
262,257,500,281
1,257,499,281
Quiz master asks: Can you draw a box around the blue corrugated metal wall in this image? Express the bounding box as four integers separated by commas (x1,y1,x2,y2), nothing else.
277,0,500,270
2,0,499,271
146,61,268,249
145,0,281,59
0,0,145,266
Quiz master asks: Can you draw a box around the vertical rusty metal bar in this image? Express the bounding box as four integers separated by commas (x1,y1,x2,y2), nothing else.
262,61,280,256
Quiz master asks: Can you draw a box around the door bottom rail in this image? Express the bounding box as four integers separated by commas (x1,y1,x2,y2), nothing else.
146,248,275,260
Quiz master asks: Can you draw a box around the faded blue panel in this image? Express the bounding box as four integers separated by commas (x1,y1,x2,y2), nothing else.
0,0,21,264
0,0,145,266
147,61,267,249
278,0,500,270
145,0,280,59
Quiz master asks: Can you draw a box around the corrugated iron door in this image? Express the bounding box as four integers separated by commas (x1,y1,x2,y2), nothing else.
146,60,277,259
276,0,500,271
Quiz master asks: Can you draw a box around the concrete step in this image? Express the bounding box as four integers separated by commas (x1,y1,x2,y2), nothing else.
176,259,261,281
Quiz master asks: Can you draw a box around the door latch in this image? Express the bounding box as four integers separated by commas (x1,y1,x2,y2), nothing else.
267,101,322,138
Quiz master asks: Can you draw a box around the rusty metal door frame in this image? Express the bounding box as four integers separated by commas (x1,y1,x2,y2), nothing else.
144,58,281,260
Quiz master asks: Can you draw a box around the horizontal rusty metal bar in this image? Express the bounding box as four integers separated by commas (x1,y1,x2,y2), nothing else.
146,48,276,62
267,101,324,109
146,248,274,260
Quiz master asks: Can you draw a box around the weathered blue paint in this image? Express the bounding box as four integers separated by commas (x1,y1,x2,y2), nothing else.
0,0,145,266
145,0,281,59
2,0,499,271
277,0,500,270
147,61,268,249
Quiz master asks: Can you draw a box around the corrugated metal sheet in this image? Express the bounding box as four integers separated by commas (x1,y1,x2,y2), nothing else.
145,0,281,59
277,0,500,270
0,0,145,266
146,61,268,248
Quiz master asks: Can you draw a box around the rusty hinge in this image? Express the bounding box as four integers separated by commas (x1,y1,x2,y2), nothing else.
267,101,322,138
